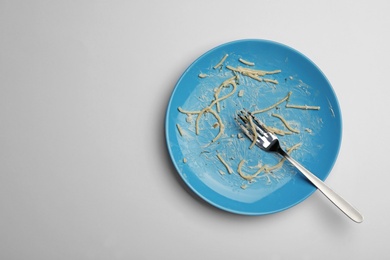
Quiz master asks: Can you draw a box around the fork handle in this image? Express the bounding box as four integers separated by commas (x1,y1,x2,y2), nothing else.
279,150,364,223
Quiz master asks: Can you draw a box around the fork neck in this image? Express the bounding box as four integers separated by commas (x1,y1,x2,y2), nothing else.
276,147,287,156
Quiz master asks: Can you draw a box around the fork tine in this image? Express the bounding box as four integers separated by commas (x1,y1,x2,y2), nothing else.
234,115,255,141
236,110,275,149
246,111,278,140
246,111,267,135
237,110,260,136
237,111,248,124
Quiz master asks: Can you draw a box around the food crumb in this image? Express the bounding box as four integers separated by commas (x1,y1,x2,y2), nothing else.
217,153,233,174
186,114,192,123
213,54,229,70
240,184,248,190
198,73,208,78
305,128,312,133
238,58,255,66
176,124,185,136
183,158,187,163
238,90,244,97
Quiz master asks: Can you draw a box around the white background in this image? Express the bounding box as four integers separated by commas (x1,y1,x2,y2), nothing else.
1,1,389,259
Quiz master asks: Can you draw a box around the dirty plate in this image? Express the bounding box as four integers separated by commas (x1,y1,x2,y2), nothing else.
165,39,342,215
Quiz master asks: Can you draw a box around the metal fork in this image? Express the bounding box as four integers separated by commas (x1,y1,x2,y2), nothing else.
235,110,363,223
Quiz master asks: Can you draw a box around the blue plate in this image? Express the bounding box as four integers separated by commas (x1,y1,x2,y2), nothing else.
165,39,342,215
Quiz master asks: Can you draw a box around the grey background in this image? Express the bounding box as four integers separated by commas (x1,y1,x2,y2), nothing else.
1,1,389,259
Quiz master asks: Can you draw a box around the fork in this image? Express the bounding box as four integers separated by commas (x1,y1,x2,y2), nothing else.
235,110,363,223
